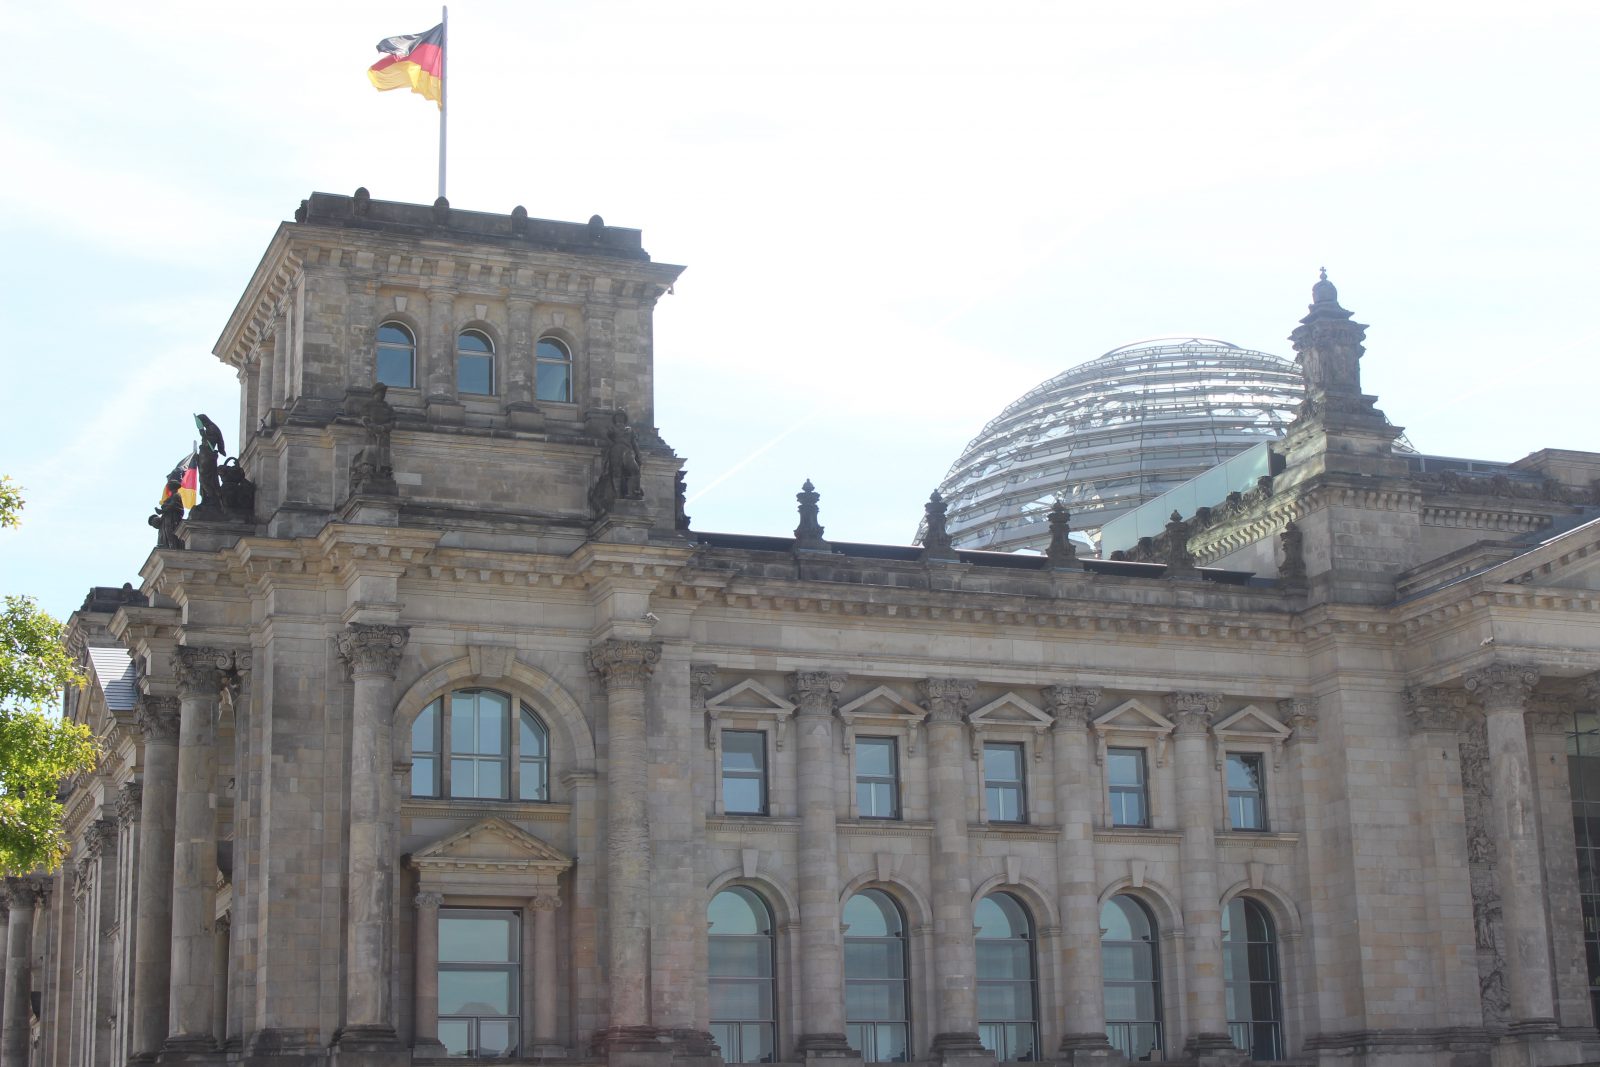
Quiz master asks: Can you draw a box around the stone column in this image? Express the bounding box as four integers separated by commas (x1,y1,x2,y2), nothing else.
1164,692,1238,1063
426,291,458,404
919,679,988,1063
505,298,537,411
1464,664,1557,1033
1400,688,1481,1026
131,696,179,1063
531,896,562,1053
1,880,39,1067
588,640,662,1048
1042,686,1115,1062
789,670,855,1060
413,892,444,1055
335,623,410,1050
163,646,229,1054
211,915,229,1047
1527,697,1591,1028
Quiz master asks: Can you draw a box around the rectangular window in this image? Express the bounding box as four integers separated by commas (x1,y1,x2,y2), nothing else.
438,908,520,1057
1107,748,1149,828
983,742,1027,823
856,737,900,820
722,730,768,815
1227,753,1267,831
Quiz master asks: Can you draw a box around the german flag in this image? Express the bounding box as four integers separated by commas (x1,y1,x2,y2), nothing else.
160,454,199,511
367,24,444,107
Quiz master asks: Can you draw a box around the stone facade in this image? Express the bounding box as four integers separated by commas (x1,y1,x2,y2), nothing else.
32,194,1600,1067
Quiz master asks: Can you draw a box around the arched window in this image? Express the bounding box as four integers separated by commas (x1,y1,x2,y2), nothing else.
975,893,1037,1061
535,337,572,403
1222,898,1283,1061
844,890,909,1063
411,689,550,801
708,887,777,1063
1101,895,1162,1061
457,329,495,395
377,321,416,389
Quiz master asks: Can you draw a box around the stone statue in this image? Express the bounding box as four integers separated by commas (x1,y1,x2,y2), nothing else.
588,411,643,514
192,437,222,517
919,491,958,561
351,383,398,496
674,470,691,531
148,477,185,549
1046,499,1079,570
219,458,256,520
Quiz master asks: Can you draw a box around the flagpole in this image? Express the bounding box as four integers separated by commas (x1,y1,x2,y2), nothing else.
438,5,448,200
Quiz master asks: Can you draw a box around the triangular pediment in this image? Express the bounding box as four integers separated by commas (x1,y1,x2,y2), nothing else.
968,693,1052,728
1213,704,1291,741
412,817,573,871
706,679,796,716
838,685,925,721
1487,517,1600,591
1092,699,1174,735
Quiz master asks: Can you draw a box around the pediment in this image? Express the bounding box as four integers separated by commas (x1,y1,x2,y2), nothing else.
1092,699,1174,735
838,685,925,722
1489,518,1600,591
411,816,573,872
968,693,1053,728
1212,705,1291,741
706,679,796,716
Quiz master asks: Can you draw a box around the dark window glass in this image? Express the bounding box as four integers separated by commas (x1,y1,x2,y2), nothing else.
976,894,1037,1061
845,891,909,1062
984,743,1027,823
1222,898,1283,1061
535,338,572,403
856,738,900,819
709,888,776,1062
722,731,768,815
457,329,494,395
1107,748,1148,828
1101,895,1162,1061
519,708,549,801
438,909,519,1057
377,321,416,388
412,699,440,797
1227,753,1267,831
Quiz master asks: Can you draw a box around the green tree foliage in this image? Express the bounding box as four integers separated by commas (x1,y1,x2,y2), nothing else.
0,477,99,873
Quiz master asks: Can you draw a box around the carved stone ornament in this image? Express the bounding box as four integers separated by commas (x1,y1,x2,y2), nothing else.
5,877,42,910
918,678,975,722
1278,522,1307,589
1044,500,1080,570
1042,685,1102,726
689,664,718,711
1163,512,1198,578
1164,692,1222,733
1277,697,1318,740
170,646,233,698
1463,662,1540,710
148,481,186,550
1402,687,1465,734
336,624,410,679
793,479,827,550
82,818,117,863
588,411,644,515
588,640,661,689
135,695,180,744
414,891,444,910
919,492,958,562
529,894,563,911
350,382,399,497
116,782,143,825
787,670,845,716
674,470,691,532
1524,697,1573,735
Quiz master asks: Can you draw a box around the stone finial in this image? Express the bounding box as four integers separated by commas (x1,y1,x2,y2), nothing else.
588,640,662,689
1164,691,1221,733
1288,268,1372,410
336,624,410,679
135,695,180,744
1164,511,1198,579
1046,500,1080,571
788,670,845,716
918,678,975,722
793,479,828,550
919,491,958,562
1403,686,1465,734
352,187,371,216
1463,662,1540,710
510,205,528,234
1042,685,1101,726
1278,521,1307,590
431,196,450,225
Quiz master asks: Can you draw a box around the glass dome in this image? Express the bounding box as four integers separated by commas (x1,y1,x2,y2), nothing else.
933,337,1303,554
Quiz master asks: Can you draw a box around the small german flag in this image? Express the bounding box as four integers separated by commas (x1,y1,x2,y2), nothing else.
160,454,199,511
368,24,445,107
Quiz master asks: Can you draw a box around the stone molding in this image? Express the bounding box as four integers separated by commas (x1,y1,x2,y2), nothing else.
170,645,232,697
414,891,444,910
134,695,180,743
1403,687,1466,734
1164,691,1221,734
1278,697,1318,740
1042,685,1102,726
688,663,718,710
787,670,845,716
529,894,562,911
587,639,661,689
918,677,975,722
336,623,410,679
1463,662,1540,710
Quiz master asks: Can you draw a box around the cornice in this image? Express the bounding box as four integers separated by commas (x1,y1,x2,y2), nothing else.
706,817,802,836
838,819,934,839
400,800,572,823
1094,828,1184,847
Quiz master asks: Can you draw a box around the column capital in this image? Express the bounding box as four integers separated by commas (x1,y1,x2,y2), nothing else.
1164,691,1222,733
787,670,846,716
1403,686,1466,734
1526,697,1574,735
135,695,180,743
1464,662,1540,710
414,891,444,910
529,894,563,911
170,646,232,698
5,877,45,909
918,677,975,722
1278,697,1319,740
689,664,719,710
82,818,117,862
1042,685,1102,726
336,623,410,679
116,782,143,826
588,639,661,689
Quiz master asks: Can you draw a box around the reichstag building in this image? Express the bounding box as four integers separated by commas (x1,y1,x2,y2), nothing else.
23,191,1600,1067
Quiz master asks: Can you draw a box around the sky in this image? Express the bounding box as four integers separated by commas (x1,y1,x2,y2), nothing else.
3,0,1598,622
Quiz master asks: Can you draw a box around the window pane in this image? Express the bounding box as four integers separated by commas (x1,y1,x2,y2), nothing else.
439,970,511,1015
411,756,436,797
379,324,413,346
478,1019,515,1056
520,710,547,757
438,1020,470,1057
709,889,770,935
536,362,571,403
845,940,906,979
478,693,508,754
440,915,514,962
985,743,1022,782
988,784,1022,822
977,981,1031,1019
520,759,547,801
1227,754,1262,791
843,892,901,936
740,1023,775,1064
478,759,504,798
450,759,476,797
709,980,770,1020
413,702,438,753
376,347,414,389
459,354,493,395
723,732,764,771
845,980,906,1020
710,939,774,978
1107,749,1143,786
458,331,492,353
977,941,1032,980
451,694,475,752
725,778,764,815
856,739,894,777
536,338,570,363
